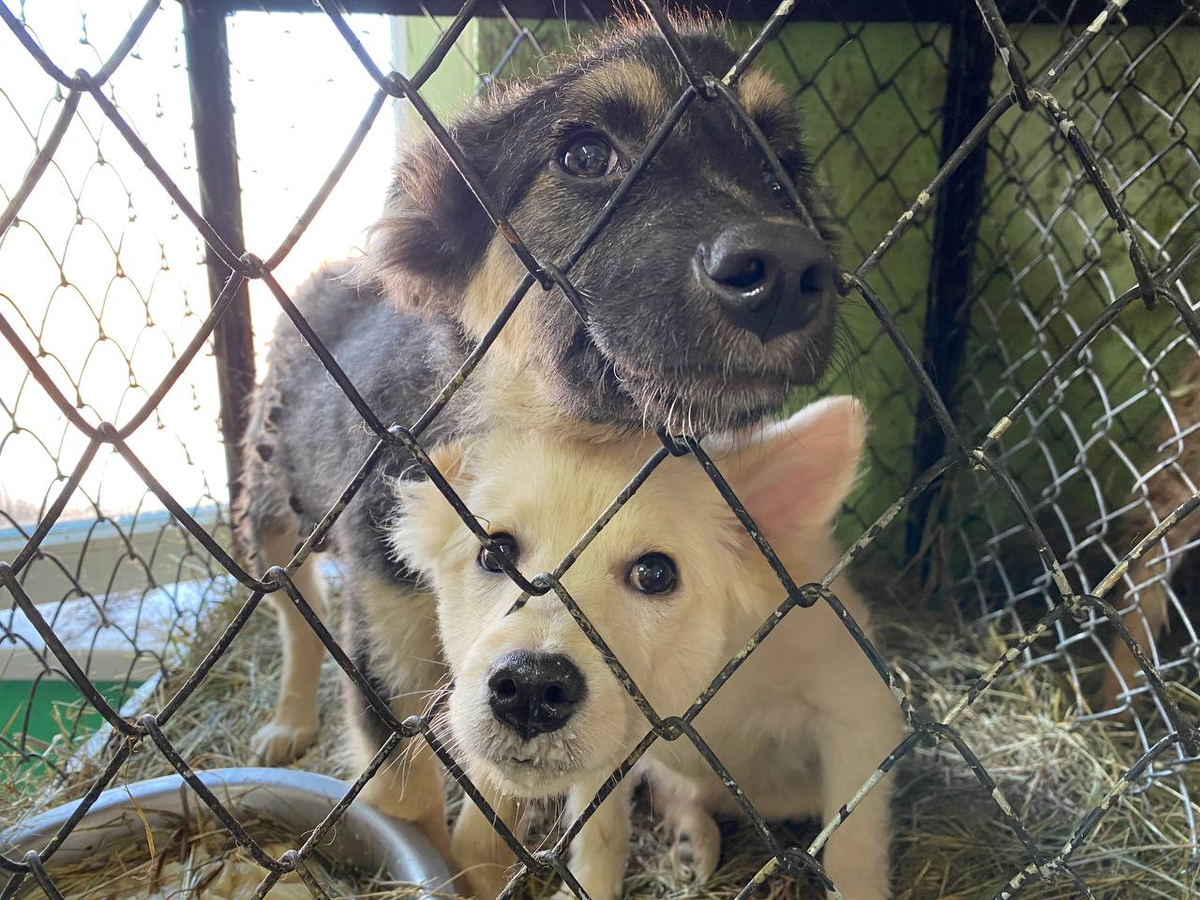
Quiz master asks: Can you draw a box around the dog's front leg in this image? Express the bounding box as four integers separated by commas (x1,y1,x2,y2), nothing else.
342,579,455,871
815,699,901,900
552,775,634,900
251,531,328,765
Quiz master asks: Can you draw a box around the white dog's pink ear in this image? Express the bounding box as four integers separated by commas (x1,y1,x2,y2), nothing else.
724,397,866,544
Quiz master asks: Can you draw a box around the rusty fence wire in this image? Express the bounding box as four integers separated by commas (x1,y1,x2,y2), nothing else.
1,1,1199,899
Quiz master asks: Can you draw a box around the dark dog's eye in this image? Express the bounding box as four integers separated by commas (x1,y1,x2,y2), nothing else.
559,132,618,178
478,533,519,573
628,552,677,595
763,165,796,208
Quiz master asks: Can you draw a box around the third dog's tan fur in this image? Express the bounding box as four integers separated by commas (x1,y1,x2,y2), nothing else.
1098,358,1200,709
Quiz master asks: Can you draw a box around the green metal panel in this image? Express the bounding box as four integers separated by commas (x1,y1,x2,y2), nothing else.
954,25,1200,588
402,16,484,122
0,680,135,783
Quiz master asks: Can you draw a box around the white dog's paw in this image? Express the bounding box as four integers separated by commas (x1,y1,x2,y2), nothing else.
550,883,620,900
824,875,891,900
458,864,513,900
823,850,891,900
825,886,890,900
669,813,720,885
550,864,623,900
250,720,316,765
826,890,889,900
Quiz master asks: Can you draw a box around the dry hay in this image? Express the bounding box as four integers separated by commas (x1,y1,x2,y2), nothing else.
5,581,1200,899
40,812,419,900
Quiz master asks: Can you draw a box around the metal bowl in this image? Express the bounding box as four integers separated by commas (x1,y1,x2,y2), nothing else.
1,767,454,897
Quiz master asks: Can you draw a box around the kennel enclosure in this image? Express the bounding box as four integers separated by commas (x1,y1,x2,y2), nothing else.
2,0,1200,898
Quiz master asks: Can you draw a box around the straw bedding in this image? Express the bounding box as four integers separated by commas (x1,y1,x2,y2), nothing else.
5,580,1198,899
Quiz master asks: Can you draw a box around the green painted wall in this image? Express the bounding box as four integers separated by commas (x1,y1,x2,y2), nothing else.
953,26,1200,590
0,679,134,783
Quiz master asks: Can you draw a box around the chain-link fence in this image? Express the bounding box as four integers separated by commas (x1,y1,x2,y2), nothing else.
0,1,233,787
951,0,1200,816
2,0,1199,898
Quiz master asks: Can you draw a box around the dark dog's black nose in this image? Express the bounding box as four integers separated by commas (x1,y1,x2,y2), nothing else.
487,651,586,740
697,222,834,342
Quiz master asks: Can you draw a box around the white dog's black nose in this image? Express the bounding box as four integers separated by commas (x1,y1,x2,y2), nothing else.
696,221,834,343
487,651,586,740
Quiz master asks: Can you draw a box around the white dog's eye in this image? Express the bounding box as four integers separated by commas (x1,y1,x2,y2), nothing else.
478,532,519,573
628,552,677,595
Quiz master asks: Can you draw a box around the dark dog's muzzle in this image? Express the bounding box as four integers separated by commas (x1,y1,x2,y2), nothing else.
696,221,834,343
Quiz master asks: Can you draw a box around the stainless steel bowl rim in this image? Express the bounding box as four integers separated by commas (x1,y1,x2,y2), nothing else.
1,767,454,896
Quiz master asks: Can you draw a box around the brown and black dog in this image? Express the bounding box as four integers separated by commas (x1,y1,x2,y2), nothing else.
239,16,842,892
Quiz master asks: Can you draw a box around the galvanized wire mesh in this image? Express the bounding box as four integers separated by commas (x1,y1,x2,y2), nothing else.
1,1,1199,899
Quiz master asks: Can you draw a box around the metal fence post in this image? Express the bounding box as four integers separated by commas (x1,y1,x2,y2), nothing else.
904,1,996,577
182,0,256,532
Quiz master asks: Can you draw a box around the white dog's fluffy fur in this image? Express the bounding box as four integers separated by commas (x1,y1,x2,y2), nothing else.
391,397,903,900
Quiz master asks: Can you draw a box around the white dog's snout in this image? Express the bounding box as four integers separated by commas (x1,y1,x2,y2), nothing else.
485,649,587,740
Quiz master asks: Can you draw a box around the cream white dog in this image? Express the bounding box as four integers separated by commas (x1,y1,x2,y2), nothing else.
391,397,903,900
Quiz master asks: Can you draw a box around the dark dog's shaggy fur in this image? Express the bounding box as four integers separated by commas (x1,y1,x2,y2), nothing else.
238,17,841,891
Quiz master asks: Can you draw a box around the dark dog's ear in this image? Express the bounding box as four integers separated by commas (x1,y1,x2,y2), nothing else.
363,126,499,309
